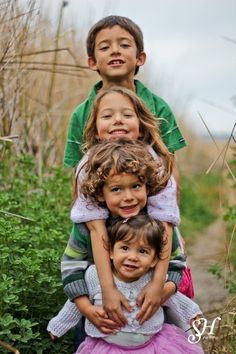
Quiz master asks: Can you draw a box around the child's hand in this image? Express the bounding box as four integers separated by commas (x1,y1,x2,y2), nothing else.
48,331,57,342
136,281,162,324
102,286,131,327
86,305,120,334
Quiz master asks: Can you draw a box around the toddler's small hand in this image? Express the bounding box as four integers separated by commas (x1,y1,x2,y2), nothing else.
48,331,57,342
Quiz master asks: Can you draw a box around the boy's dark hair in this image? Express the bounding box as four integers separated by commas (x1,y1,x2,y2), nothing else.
107,213,166,260
86,15,144,74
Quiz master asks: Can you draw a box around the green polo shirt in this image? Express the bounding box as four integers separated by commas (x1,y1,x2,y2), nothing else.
63,80,186,167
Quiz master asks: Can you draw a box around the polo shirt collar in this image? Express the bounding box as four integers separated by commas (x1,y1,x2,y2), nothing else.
88,80,155,116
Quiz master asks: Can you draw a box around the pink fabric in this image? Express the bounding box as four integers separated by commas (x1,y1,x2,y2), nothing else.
75,324,204,354
179,267,195,299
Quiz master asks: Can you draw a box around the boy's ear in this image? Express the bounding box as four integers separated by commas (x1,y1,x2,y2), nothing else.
136,51,146,68
88,56,98,71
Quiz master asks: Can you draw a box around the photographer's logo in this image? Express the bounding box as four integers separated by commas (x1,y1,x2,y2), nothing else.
188,317,221,344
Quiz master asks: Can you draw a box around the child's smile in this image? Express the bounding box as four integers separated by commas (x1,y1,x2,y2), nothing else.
110,237,157,282
89,25,145,83
101,172,147,218
96,92,141,141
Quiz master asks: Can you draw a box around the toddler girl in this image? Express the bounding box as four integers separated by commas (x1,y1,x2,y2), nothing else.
52,214,203,353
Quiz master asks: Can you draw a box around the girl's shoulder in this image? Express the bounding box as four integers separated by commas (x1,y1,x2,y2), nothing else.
75,152,89,178
146,145,160,162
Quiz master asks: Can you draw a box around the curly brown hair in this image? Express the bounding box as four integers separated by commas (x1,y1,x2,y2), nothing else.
83,86,173,186
79,139,167,206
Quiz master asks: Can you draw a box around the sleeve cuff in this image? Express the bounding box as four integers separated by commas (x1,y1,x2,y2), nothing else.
64,279,89,301
167,270,183,290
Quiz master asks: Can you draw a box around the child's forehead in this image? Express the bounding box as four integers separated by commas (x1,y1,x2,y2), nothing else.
107,170,137,181
95,25,135,43
99,92,133,108
119,233,151,248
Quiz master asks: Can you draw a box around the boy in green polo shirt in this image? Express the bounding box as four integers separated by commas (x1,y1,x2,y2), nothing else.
60,15,187,348
64,16,186,168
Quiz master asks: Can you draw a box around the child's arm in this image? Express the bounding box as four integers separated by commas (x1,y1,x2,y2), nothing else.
163,291,203,331
136,169,186,319
47,300,81,339
136,221,173,324
61,231,119,336
147,174,180,226
87,219,131,326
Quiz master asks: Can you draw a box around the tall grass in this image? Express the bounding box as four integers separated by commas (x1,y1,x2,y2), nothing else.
0,0,97,170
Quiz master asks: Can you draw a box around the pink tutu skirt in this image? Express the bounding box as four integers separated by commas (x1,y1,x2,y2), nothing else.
75,324,204,354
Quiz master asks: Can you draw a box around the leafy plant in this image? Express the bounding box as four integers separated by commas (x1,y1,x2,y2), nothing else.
0,154,74,353
179,173,221,242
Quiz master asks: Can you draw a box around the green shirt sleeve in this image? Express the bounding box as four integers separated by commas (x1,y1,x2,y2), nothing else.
135,80,186,153
153,96,186,153
63,104,87,167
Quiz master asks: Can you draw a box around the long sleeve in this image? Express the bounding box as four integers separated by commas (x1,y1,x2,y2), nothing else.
61,223,93,300
147,146,185,288
163,291,202,331
47,300,81,338
167,227,186,288
147,176,180,225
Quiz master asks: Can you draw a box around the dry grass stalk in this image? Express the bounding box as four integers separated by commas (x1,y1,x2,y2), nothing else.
0,0,97,168
0,210,35,222
0,339,20,353
198,113,236,181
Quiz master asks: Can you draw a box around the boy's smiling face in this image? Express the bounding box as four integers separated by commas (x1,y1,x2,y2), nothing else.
88,25,146,86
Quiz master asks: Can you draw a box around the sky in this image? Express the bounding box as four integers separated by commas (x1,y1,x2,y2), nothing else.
41,0,236,138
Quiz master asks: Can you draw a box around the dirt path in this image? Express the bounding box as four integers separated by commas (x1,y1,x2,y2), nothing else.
187,219,228,314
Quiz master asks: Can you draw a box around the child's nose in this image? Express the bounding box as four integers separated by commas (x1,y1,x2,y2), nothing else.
123,189,134,200
111,43,120,54
128,250,138,261
114,114,122,123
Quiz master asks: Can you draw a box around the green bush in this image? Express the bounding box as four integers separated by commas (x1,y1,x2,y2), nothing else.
179,173,221,242
0,155,74,353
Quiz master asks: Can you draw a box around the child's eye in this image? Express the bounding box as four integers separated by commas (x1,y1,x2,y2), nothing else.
132,184,141,190
101,114,112,119
121,245,129,251
121,43,131,48
139,248,148,254
111,187,121,193
100,45,109,51
123,114,133,118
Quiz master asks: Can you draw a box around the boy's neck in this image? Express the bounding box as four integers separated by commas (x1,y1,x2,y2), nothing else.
101,78,136,92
